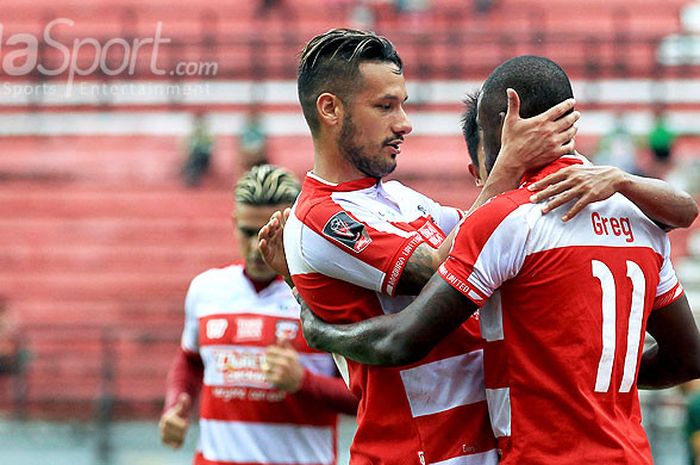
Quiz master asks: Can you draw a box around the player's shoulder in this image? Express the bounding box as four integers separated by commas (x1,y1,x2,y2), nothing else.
602,192,670,247
293,186,372,235
382,179,436,205
468,187,534,225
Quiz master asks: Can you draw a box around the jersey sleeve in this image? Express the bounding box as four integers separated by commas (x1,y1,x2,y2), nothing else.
438,194,531,307
653,235,685,309
180,276,201,353
287,201,427,297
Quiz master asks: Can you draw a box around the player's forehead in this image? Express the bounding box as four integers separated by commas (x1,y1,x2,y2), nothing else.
236,203,288,227
356,61,407,101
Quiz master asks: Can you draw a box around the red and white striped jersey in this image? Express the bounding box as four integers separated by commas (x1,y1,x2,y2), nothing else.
181,263,340,465
285,173,498,465
438,155,685,465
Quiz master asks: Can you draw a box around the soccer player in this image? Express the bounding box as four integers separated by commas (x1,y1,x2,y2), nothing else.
264,28,582,465
159,165,357,465
298,56,700,464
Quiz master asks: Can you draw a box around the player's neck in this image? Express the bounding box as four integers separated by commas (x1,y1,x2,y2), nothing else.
242,267,278,293
312,144,369,184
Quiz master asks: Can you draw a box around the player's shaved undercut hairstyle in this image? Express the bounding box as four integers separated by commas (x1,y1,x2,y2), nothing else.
297,28,403,135
460,90,481,167
234,164,300,206
479,55,574,173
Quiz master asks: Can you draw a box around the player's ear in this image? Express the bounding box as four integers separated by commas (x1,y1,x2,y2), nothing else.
231,210,237,228
316,92,343,129
468,163,484,187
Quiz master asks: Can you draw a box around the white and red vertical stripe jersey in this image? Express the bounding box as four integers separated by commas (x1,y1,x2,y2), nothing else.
285,173,498,465
438,155,685,465
181,263,340,465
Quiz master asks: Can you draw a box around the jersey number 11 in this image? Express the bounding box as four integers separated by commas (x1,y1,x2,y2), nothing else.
591,259,646,394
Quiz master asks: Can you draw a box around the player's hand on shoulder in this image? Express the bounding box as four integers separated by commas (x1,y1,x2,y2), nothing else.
258,208,291,278
159,393,191,449
262,336,304,393
528,164,625,221
498,88,580,174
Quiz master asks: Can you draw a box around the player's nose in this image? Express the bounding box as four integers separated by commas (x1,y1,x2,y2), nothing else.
393,107,412,136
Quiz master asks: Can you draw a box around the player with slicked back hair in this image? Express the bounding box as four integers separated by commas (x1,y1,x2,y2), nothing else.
160,164,357,465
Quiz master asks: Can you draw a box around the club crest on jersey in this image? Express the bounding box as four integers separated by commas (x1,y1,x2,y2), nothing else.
275,320,299,340
206,319,228,339
322,211,372,253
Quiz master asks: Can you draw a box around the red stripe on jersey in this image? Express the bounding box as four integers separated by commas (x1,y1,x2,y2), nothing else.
454,194,522,267
292,273,383,324
199,313,323,354
199,385,337,426
416,401,497,464
194,451,333,465
653,283,684,309
482,340,508,389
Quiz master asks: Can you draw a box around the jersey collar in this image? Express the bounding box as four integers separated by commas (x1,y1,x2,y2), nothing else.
305,171,379,192
520,154,590,187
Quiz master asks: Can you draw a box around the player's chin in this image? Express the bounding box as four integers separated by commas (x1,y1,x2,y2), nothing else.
247,262,277,280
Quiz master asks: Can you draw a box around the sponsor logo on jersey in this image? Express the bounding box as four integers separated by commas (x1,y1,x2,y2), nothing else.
322,211,372,253
235,317,263,341
417,219,445,248
206,318,228,339
275,320,299,340
213,349,268,387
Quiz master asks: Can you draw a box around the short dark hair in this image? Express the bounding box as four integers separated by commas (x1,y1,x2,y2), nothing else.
297,28,403,135
460,90,480,167
480,56,574,172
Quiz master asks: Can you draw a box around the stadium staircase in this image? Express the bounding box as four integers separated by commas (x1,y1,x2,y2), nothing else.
0,0,699,419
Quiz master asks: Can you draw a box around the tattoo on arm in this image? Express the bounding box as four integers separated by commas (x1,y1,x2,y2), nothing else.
395,243,440,295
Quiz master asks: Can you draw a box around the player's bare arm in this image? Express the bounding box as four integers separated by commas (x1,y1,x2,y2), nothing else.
301,273,475,365
637,294,700,389
468,89,580,214
527,164,698,229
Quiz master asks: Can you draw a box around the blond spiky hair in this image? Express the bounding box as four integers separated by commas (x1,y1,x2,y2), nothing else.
234,164,300,206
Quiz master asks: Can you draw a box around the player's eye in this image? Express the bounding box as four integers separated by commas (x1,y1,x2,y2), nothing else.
238,227,258,238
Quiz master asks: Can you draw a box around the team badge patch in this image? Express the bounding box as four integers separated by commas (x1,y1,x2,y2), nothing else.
235,317,263,341
322,212,372,253
206,319,228,339
275,320,299,340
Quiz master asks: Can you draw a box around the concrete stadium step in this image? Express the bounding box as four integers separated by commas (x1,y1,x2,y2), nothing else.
1,245,232,274
0,271,192,300
0,188,232,219
0,217,231,246
11,299,185,325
